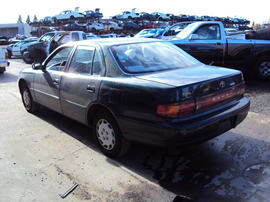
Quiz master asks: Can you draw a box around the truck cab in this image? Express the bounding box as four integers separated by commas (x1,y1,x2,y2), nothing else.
0,49,10,74
170,22,226,66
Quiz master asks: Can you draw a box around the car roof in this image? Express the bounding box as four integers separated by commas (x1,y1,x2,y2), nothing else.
73,38,163,46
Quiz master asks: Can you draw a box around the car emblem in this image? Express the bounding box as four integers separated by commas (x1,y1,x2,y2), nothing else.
219,81,225,88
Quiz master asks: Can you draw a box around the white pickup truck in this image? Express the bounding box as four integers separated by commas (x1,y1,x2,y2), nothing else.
0,48,10,74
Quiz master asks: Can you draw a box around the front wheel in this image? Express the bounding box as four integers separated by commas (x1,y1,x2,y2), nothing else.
20,83,39,113
253,56,270,80
93,110,130,158
22,51,34,64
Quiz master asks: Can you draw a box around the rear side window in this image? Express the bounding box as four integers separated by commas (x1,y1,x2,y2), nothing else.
68,46,94,74
68,45,105,76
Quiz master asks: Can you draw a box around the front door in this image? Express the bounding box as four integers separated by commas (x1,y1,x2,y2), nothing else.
33,46,73,113
178,24,225,66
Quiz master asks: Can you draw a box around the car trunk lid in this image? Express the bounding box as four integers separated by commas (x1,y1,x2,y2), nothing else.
136,65,245,117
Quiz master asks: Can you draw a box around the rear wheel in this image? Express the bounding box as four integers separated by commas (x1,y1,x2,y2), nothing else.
20,83,39,113
7,50,12,58
253,56,270,80
93,110,130,158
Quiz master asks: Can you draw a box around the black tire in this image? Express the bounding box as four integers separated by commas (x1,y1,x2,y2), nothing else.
110,27,115,32
91,28,96,32
34,51,47,63
253,56,270,80
93,110,130,158
22,51,34,64
20,82,39,113
52,17,58,23
7,50,12,58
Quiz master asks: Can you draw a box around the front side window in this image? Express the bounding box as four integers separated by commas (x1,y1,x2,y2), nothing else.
46,47,73,71
112,41,199,74
40,33,54,42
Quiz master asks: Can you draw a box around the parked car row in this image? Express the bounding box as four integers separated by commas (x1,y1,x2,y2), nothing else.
36,8,250,28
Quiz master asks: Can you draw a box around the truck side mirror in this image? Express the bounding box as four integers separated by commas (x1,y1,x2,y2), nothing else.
189,34,199,40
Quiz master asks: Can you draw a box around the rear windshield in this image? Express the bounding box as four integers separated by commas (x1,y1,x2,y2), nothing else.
111,41,199,74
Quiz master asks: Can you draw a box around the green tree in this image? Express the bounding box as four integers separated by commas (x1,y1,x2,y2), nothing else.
17,15,23,23
33,15,38,22
253,23,262,30
26,15,31,24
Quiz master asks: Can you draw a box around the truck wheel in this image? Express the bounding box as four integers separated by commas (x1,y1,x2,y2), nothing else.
22,51,34,64
52,17,57,23
7,50,12,58
93,110,130,158
20,83,39,113
34,52,47,63
254,56,270,80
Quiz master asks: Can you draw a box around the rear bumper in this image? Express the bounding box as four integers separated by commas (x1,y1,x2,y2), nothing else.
0,61,9,67
0,61,9,72
117,97,250,147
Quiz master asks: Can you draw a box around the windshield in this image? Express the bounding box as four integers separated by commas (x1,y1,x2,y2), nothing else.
111,41,199,74
175,23,196,39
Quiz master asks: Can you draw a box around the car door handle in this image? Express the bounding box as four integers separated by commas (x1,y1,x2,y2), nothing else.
215,42,221,45
87,85,95,93
53,79,59,85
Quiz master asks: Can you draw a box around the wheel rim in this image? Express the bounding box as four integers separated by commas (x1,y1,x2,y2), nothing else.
23,89,31,110
259,61,270,76
96,119,115,150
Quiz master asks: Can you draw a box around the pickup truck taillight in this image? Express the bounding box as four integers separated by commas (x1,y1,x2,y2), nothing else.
5,51,8,60
157,83,245,118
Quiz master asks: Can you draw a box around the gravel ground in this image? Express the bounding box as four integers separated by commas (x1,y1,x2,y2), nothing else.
245,78,270,116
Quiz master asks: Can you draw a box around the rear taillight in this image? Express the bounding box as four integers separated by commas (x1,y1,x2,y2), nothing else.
157,100,196,118
5,51,8,60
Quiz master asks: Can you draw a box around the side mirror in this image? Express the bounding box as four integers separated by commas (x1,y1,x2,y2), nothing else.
32,62,44,71
189,34,199,40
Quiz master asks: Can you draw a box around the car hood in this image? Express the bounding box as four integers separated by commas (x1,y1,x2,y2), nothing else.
135,64,241,87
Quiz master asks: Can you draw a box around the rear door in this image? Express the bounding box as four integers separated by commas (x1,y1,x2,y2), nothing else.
59,45,105,124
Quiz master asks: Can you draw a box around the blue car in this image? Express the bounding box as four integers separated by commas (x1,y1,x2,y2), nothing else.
83,9,103,19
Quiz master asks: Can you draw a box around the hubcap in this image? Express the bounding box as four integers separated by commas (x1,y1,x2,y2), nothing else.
96,119,115,150
23,89,31,110
259,61,270,76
